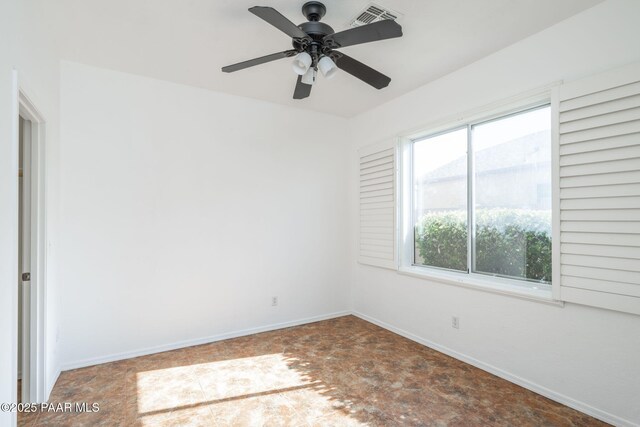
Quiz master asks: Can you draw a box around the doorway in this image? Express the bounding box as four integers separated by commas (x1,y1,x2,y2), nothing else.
18,116,28,403
17,90,47,404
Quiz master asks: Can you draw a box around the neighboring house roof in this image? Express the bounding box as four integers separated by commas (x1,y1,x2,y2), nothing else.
421,130,551,182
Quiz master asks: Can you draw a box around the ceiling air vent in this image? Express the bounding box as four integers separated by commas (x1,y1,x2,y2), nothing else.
350,3,402,28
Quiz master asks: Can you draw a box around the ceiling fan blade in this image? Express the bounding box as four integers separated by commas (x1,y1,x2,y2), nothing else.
324,20,402,49
331,52,391,89
293,75,312,99
222,50,298,73
249,6,311,41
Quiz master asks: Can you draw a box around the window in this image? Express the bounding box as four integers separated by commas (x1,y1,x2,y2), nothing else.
413,128,468,272
412,105,552,286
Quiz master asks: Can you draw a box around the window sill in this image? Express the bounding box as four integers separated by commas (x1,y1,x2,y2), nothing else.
398,266,563,307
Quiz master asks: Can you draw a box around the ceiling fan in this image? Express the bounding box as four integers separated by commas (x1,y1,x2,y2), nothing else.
221,1,403,99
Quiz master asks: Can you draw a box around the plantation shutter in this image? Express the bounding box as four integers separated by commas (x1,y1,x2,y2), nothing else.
359,140,397,269
558,61,640,315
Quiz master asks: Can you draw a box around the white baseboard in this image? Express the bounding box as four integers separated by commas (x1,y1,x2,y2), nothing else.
352,311,635,427
61,311,350,371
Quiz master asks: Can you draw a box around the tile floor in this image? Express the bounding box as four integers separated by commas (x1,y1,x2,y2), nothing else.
19,316,606,426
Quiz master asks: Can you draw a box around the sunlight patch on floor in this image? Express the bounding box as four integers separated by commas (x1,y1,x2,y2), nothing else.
136,354,309,414
134,353,367,425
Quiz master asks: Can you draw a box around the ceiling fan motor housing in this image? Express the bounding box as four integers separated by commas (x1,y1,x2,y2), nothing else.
297,21,334,40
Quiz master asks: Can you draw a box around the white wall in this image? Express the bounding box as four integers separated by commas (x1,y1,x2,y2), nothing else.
58,61,351,367
348,0,640,425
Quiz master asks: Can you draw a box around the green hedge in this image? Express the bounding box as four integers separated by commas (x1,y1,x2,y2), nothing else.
415,209,551,282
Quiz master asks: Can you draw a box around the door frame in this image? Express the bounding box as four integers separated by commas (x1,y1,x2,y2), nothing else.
17,86,47,404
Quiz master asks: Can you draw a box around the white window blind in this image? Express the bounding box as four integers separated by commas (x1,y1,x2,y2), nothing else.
558,61,640,315
359,140,397,270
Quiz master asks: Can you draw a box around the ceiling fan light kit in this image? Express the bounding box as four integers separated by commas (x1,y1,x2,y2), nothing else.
292,51,312,75
301,67,316,85
221,1,403,99
318,56,337,79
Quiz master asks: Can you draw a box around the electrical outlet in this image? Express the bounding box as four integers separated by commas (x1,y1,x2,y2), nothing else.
452,316,460,329
271,296,278,306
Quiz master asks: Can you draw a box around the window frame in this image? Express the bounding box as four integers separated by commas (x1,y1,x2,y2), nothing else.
397,89,561,304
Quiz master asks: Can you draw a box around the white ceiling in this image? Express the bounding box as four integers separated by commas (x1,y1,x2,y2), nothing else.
50,0,602,117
